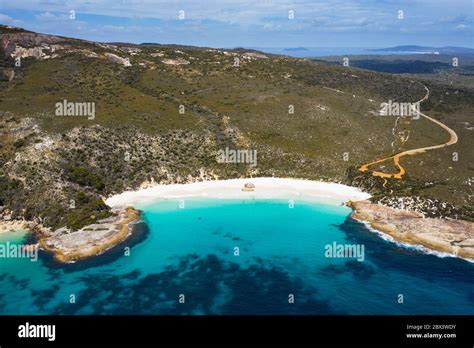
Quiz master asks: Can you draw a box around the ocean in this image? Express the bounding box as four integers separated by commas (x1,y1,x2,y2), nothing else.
0,198,473,315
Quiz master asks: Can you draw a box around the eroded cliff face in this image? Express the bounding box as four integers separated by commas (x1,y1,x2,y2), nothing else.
1,32,64,57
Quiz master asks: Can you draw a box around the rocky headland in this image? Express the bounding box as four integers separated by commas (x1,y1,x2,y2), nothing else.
37,207,140,263
350,200,474,260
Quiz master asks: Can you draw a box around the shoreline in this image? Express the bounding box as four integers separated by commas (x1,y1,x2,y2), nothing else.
349,200,474,262
352,215,474,263
108,177,473,263
2,178,472,264
0,220,34,234
37,207,140,263
105,177,372,208
3,178,370,264
0,208,141,264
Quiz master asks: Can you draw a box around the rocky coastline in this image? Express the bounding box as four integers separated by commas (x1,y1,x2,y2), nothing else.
349,200,474,261
37,207,140,263
0,206,140,263
2,186,473,264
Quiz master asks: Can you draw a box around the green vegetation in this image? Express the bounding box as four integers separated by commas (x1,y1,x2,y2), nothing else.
0,26,472,230
66,166,105,191
318,54,474,89
65,191,112,231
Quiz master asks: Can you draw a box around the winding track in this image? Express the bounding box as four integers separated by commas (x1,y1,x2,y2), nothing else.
358,85,458,179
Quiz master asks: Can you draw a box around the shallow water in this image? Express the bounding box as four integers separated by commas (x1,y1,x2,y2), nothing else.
0,198,473,314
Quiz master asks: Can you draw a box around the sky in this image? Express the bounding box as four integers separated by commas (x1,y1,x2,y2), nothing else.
0,0,472,48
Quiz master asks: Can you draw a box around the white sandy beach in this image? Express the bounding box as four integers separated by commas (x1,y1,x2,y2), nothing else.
105,177,371,208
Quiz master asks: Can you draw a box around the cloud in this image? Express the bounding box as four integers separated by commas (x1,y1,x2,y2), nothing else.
0,0,397,24
0,12,24,26
1,0,472,32
0,0,472,47
455,24,469,31
35,11,71,22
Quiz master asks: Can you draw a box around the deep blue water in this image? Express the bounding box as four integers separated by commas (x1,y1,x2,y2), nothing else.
0,198,473,315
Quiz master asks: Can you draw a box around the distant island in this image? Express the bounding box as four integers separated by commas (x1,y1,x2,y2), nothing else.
282,47,310,52
370,45,474,55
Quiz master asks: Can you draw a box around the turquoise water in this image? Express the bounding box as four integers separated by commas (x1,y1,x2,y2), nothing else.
0,198,473,314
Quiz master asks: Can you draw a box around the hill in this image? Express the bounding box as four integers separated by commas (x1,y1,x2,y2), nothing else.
0,25,473,230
